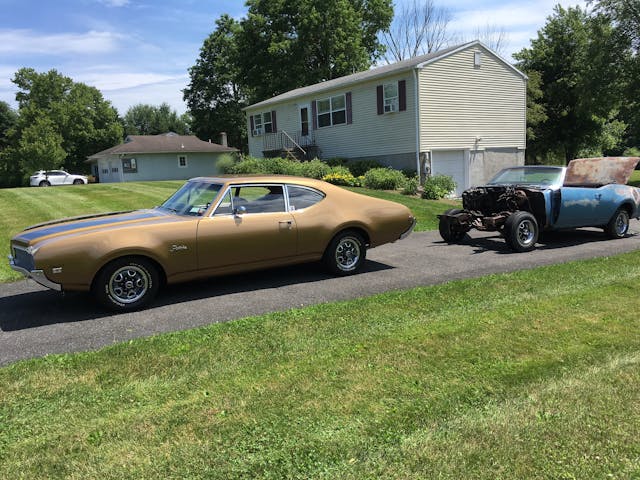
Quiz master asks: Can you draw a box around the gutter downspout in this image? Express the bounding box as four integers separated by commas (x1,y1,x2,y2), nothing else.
413,67,421,183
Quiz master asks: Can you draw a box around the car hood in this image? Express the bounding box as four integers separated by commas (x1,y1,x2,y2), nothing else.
13,209,183,245
564,157,640,186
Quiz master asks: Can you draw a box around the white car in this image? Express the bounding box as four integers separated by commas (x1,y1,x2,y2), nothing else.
30,170,88,187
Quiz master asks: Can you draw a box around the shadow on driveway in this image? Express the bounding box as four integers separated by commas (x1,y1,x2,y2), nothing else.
0,260,393,331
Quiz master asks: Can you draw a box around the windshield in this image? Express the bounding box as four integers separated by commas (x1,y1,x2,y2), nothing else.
487,167,564,187
159,181,223,216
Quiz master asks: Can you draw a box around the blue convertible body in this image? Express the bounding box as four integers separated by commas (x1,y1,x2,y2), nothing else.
438,157,640,252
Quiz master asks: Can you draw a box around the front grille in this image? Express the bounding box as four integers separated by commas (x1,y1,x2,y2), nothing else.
11,245,35,271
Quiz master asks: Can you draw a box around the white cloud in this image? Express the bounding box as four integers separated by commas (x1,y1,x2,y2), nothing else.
99,0,130,6
0,29,125,55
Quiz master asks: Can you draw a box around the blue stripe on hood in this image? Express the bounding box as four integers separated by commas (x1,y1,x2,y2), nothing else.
18,211,163,242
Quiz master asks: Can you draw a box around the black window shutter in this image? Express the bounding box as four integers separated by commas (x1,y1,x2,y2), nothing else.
346,92,353,124
311,100,317,130
376,85,384,115
399,80,407,111
250,115,255,136
271,110,277,132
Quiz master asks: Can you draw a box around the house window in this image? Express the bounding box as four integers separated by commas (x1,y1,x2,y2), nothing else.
377,80,406,115
383,83,399,113
317,94,346,128
102,168,109,175
111,167,119,173
474,51,482,67
122,158,137,173
178,155,188,168
251,112,275,136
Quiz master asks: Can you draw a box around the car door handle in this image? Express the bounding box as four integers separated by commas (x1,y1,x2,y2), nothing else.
595,194,602,200
279,220,293,229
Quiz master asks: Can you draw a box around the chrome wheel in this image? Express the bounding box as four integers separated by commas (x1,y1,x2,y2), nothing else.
517,219,536,247
614,210,629,236
108,265,149,304
605,208,630,239
335,237,361,271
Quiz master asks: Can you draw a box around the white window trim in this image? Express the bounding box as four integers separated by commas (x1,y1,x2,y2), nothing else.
178,155,188,168
252,112,273,136
383,83,399,113
316,94,346,128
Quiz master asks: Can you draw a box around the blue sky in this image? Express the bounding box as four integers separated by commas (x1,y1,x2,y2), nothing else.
0,0,586,115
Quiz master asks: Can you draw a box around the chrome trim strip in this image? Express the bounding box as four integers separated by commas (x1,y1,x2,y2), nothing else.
8,255,62,291
400,217,417,240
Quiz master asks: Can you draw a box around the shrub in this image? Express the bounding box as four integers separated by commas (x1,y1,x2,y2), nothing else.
401,175,419,195
216,154,237,174
363,168,407,190
300,159,332,179
325,157,349,167
349,159,383,177
322,166,361,187
261,157,304,176
421,174,457,199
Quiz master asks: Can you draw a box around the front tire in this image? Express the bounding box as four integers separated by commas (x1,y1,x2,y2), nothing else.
39,180,50,187
323,230,366,276
439,208,469,243
93,257,160,311
73,179,84,185
605,208,630,239
505,211,539,252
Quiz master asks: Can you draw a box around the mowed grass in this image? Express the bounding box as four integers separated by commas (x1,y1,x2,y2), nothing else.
0,181,458,282
1,252,640,478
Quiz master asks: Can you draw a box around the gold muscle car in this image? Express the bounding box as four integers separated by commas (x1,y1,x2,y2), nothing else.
9,176,416,310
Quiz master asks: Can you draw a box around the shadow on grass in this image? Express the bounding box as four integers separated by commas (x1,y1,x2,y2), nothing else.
0,260,393,332
436,228,638,254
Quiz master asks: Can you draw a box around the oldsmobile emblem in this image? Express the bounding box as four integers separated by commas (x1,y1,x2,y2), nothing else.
170,244,188,253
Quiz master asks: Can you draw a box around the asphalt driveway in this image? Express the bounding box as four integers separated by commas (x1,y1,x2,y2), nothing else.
2,223,640,366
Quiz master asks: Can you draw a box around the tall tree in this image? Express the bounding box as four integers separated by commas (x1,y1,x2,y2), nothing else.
0,101,19,187
514,6,628,163
123,102,190,136
381,0,453,62
591,0,640,148
183,14,247,149
238,0,393,102
11,68,123,176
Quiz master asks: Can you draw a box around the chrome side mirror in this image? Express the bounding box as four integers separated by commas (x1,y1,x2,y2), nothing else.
233,205,247,216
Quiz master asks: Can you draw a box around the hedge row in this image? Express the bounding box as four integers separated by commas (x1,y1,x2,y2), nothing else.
217,156,456,197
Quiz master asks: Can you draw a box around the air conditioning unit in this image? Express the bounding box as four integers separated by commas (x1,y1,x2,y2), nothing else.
252,127,263,136
384,102,397,113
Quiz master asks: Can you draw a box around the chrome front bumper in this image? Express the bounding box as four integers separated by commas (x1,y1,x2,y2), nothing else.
8,255,62,291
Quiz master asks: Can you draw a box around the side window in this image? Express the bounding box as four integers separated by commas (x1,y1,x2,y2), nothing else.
287,186,325,211
214,189,234,215
216,185,286,214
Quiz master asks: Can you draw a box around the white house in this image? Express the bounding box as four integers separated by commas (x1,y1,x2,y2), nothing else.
244,41,527,195
87,132,238,183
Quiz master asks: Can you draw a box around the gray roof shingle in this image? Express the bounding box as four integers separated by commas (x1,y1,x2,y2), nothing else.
246,41,507,110
88,132,238,160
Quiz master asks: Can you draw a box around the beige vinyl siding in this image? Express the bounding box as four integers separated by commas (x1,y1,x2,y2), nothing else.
419,45,526,150
247,74,417,159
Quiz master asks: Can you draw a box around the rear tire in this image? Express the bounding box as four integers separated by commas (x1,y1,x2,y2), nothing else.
73,179,84,185
93,257,160,311
605,208,629,239
505,211,538,252
39,180,50,187
323,230,366,276
438,209,468,243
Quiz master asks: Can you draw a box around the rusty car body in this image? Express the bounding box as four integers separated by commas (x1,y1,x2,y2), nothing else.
438,157,640,252
9,175,416,310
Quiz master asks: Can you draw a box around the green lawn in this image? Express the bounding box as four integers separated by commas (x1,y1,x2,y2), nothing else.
1,252,639,478
0,182,458,282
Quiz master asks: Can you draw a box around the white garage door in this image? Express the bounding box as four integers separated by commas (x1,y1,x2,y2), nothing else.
431,150,466,196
